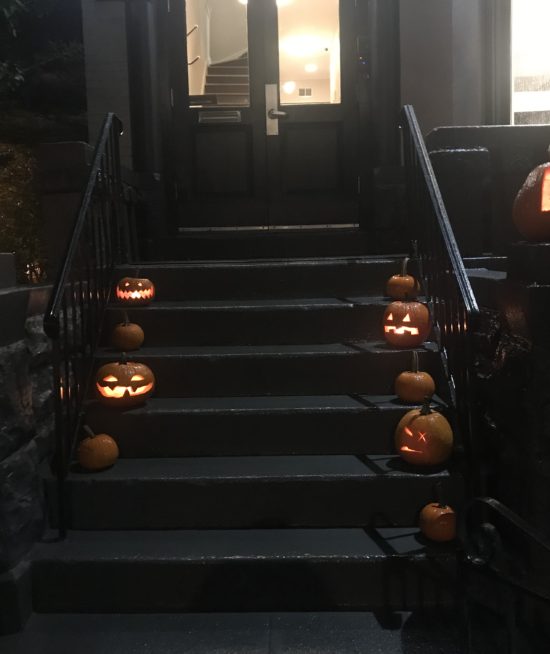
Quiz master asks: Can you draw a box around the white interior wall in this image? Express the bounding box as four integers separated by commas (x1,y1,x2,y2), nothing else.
185,0,209,95
208,0,248,64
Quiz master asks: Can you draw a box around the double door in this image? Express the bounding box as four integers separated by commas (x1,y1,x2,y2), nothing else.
171,0,363,229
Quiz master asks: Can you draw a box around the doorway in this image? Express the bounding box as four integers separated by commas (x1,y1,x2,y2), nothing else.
171,0,360,229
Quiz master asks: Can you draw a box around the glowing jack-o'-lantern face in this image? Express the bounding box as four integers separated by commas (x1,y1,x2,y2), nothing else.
383,300,431,348
513,163,550,242
116,277,155,305
395,400,453,466
96,360,155,408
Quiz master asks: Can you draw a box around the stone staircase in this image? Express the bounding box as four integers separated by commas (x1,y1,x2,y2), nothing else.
5,239,470,651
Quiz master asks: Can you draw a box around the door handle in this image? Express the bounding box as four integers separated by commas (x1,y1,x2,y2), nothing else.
268,109,288,120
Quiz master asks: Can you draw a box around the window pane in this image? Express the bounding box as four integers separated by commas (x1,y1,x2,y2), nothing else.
512,0,550,124
186,0,250,108
278,0,341,106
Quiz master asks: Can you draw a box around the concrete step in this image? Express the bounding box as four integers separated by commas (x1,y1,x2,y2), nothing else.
32,528,457,610
115,257,404,300
46,455,463,529
92,342,443,398
85,394,449,458
102,296,391,346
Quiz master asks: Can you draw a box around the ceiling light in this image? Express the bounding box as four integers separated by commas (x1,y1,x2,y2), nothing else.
282,81,296,94
238,0,248,5
304,63,318,73
280,35,327,58
276,0,292,6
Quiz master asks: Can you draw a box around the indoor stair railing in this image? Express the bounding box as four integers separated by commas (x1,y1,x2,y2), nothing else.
43,113,133,537
400,105,482,493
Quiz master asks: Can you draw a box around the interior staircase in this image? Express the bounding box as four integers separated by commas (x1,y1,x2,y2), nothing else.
0,234,482,652
203,54,249,106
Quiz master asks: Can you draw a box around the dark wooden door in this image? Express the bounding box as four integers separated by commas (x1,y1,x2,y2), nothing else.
175,0,360,229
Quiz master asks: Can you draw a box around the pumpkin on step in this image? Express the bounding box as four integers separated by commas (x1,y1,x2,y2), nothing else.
77,426,119,471
395,351,435,403
116,276,155,306
395,398,453,466
419,502,457,542
111,313,145,351
385,257,420,300
513,163,550,242
96,357,155,408
383,299,431,348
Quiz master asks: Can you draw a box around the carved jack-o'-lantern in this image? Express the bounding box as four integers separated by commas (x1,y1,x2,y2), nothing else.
513,163,550,242
96,358,155,408
419,502,457,542
386,257,420,300
116,277,155,306
395,350,436,403
395,398,453,466
111,313,145,351
383,300,431,348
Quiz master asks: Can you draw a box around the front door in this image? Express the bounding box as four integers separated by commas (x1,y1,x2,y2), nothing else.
171,0,361,229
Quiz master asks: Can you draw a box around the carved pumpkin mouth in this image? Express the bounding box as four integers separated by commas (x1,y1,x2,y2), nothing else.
96,382,154,398
116,288,154,301
400,445,423,454
385,326,420,335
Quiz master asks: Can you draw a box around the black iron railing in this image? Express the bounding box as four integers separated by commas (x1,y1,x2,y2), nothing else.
43,113,132,537
400,105,482,493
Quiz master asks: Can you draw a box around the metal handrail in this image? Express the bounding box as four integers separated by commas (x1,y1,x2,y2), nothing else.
43,113,129,537
400,105,482,493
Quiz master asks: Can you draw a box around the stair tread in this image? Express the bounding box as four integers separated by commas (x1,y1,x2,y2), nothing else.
95,341,436,358
66,455,451,481
34,527,452,561
88,394,444,414
107,296,391,311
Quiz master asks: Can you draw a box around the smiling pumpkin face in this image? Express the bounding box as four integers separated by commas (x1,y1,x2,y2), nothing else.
96,360,155,408
383,300,431,348
116,277,155,305
395,401,453,466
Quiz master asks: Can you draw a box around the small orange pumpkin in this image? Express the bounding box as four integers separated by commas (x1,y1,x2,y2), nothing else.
395,398,453,466
419,502,457,542
116,276,155,306
395,350,436,403
386,257,420,300
77,426,119,471
513,163,550,242
95,357,155,408
383,299,431,348
111,313,144,351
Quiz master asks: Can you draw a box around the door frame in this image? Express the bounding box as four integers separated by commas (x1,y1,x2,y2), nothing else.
155,0,402,234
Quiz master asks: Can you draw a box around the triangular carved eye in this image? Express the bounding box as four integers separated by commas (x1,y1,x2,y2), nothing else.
131,374,145,382
104,375,118,382
138,282,143,287
125,282,130,287
387,313,393,321
403,314,411,322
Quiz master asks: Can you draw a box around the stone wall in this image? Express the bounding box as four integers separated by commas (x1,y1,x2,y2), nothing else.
0,290,52,573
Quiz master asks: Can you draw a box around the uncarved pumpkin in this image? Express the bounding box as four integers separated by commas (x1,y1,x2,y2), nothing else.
419,502,457,542
386,257,420,300
395,350,436,403
111,313,144,351
383,300,431,348
395,398,453,466
78,426,119,471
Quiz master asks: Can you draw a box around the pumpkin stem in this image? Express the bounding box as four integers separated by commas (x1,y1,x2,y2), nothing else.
411,350,419,373
419,396,432,416
401,257,410,277
120,352,128,365
123,311,130,325
83,425,95,439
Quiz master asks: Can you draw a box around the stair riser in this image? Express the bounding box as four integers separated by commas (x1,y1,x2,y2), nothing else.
207,66,248,75
102,305,385,346
114,261,400,300
86,405,449,458
50,476,463,529
92,349,443,398
32,557,455,612
205,84,250,93
206,75,249,84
